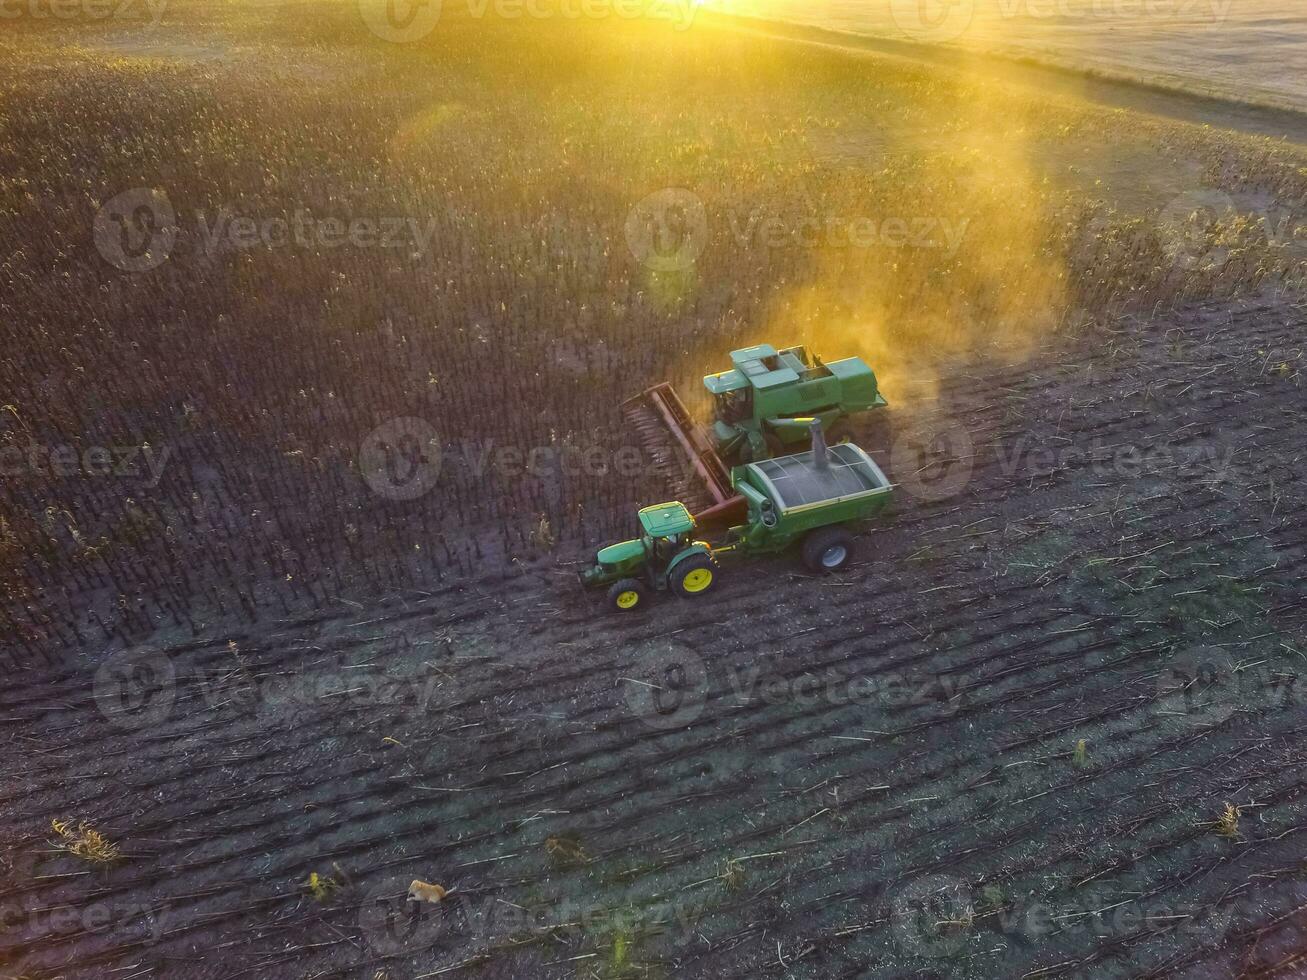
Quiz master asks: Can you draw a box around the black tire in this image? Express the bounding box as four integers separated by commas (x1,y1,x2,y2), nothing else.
670,553,720,599
802,527,855,573
607,579,649,613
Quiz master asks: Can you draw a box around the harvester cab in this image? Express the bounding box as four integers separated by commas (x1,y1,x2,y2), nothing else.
704,344,886,463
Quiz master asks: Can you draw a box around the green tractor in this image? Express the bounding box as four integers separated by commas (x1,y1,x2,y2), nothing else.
580,502,721,611
580,420,895,612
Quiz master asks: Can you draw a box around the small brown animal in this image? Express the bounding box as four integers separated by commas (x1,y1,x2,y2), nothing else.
407,880,449,903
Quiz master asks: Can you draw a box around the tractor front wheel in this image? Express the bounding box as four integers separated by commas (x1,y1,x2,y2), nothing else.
607,579,648,612
670,555,720,599
803,527,855,573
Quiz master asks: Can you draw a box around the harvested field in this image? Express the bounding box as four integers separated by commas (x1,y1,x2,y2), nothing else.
1,3,1306,979
3,294,1305,978
710,0,1307,111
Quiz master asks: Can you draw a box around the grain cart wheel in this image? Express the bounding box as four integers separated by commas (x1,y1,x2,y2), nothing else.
607,579,648,612
803,527,854,573
671,554,720,599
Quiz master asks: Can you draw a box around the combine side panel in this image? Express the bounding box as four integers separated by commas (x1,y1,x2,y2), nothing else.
621,382,733,514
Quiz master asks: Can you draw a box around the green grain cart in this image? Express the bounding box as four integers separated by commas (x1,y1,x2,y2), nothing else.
580,421,894,612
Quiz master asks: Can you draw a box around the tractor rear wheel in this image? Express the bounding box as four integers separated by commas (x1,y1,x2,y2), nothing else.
670,554,720,599
607,579,648,613
803,527,854,573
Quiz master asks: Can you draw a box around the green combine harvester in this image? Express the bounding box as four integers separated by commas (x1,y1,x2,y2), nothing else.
704,343,886,459
622,343,886,512
580,420,894,611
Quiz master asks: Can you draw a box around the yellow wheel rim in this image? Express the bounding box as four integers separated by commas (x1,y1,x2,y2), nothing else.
682,567,713,593
616,590,640,609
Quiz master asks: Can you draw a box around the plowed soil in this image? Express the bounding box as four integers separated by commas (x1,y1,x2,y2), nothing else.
3,294,1304,980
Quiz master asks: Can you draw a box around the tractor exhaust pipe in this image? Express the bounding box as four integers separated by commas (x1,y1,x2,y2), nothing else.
809,418,830,471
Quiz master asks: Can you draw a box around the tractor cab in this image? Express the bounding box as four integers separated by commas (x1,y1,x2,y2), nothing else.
580,501,722,611
638,501,693,562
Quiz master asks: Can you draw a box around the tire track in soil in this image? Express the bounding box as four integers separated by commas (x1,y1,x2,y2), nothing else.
2,298,1306,979
2,548,1296,972
2,533,1296,977
6,495,1292,913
